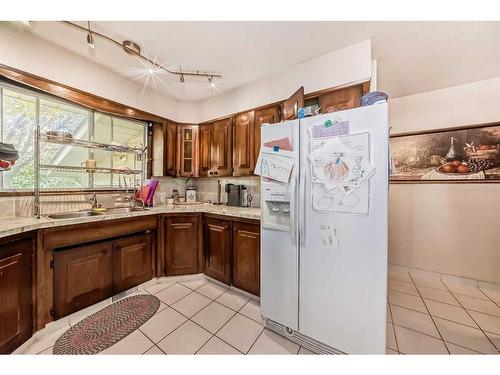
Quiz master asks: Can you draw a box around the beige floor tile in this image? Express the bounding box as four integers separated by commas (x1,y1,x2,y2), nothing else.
394,325,448,354
443,281,488,300
248,329,299,354
38,347,53,355
424,299,478,328
101,330,154,355
216,289,251,311
145,282,175,295
445,342,481,354
391,305,440,338
480,287,500,305
416,286,459,306
197,281,229,300
412,277,448,291
238,299,263,323
192,301,236,334
434,317,497,354
157,321,212,354
216,313,264,353
171,292,212,317
139,306,187,343
14,327,68,354
468,310,500,335
388,269,412,283
484,331,500,352
196,336,241,355
454,294,500,317
388,280,419,296
143,346,165,355
298,346,315,355
180,279,208,290
387,304,393,323
386,348,399,354
388,290,427,313
155,283,192,305
386,323,397,351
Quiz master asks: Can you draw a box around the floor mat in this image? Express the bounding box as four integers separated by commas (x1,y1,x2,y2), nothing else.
53,294,160,355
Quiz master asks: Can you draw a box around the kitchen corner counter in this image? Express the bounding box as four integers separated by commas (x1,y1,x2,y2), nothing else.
0,203,261,239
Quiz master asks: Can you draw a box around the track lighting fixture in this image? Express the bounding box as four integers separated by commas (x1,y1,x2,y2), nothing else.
61,21,222,85
86,21,95,49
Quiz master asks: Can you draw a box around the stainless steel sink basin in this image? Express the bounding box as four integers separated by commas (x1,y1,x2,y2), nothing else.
47,211,101,219
48,207,147,219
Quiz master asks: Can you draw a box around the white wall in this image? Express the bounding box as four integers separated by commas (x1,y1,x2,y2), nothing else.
388,76,500,284
0,23,199,123
197,40,372,122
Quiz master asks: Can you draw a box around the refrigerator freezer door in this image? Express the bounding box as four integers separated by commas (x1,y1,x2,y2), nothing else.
298,103,388,354
260,120,300,330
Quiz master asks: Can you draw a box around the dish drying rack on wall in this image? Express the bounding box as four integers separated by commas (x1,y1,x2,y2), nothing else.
34,126,147,219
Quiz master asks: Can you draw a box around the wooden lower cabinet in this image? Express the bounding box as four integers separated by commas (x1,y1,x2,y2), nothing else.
232,222,260,296
54,240,113,319
0,235,33,354
113,232,153,294
203,217,232,285
165,215,202,276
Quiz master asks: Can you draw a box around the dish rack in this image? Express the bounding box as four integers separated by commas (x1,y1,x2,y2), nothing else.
34,126,147,218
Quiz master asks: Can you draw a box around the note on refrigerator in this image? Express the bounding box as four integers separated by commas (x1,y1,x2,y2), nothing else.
254,149,294,183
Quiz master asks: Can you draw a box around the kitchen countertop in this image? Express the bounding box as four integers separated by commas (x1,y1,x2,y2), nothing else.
0,203,261,240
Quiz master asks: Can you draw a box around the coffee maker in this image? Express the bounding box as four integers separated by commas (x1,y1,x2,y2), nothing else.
225,183,245,207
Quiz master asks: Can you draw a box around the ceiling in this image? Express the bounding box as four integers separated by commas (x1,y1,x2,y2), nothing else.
24,21,500,102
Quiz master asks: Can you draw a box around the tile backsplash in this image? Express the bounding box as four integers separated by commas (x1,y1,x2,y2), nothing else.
0,176,261,219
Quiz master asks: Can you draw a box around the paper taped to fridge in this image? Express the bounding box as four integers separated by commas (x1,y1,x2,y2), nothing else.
254,149,294,183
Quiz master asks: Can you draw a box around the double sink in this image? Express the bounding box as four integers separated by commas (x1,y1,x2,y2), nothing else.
47,207,148,220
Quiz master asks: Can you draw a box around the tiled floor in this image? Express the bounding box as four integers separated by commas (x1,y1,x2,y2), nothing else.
16,267,500,355
387,266,500,354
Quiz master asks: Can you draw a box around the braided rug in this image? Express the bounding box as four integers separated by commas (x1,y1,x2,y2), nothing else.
53,294,160,354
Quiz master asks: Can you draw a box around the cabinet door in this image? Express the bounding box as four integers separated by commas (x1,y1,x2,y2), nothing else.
113,232,153,294
54,241,113,319
254,105,280,165
281,86,304,121
233,111,255,176
211,118,232,177
204,217,231,285
199,124,212,177
0,242,32,354
165,215,201,276
232,222,260,296
165,122,178,177
178,125,199,177
319,85,362,114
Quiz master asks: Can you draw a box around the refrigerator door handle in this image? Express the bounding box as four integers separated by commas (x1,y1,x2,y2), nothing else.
299,165,306,246
289,169,297,245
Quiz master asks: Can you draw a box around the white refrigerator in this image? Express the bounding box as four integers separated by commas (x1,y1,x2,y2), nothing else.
259,103,388,354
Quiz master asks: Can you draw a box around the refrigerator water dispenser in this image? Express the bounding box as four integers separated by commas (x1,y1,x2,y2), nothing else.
262,181,291,231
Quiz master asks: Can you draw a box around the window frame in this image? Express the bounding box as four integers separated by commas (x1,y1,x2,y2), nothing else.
0,80,149,195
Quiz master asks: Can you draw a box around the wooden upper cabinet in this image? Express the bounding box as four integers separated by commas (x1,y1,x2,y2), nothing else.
199,124,212,177
211,118,232,177
319,85,363,114
232,222,260,296
165,122,178,177
177,125,199,177
151,122,165,177
254,105,280,164
53,240,113,319
0,237,33,354
112,232,153,294
281,86,304,121
233,111,255,176
165,215,202,276
204,217,232,285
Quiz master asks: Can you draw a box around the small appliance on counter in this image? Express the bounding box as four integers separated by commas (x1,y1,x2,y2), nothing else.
185,186,197,203
225,183,246,207
241,186,253,207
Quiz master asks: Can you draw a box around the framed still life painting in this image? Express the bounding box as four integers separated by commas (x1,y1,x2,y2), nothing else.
390,122,500,182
